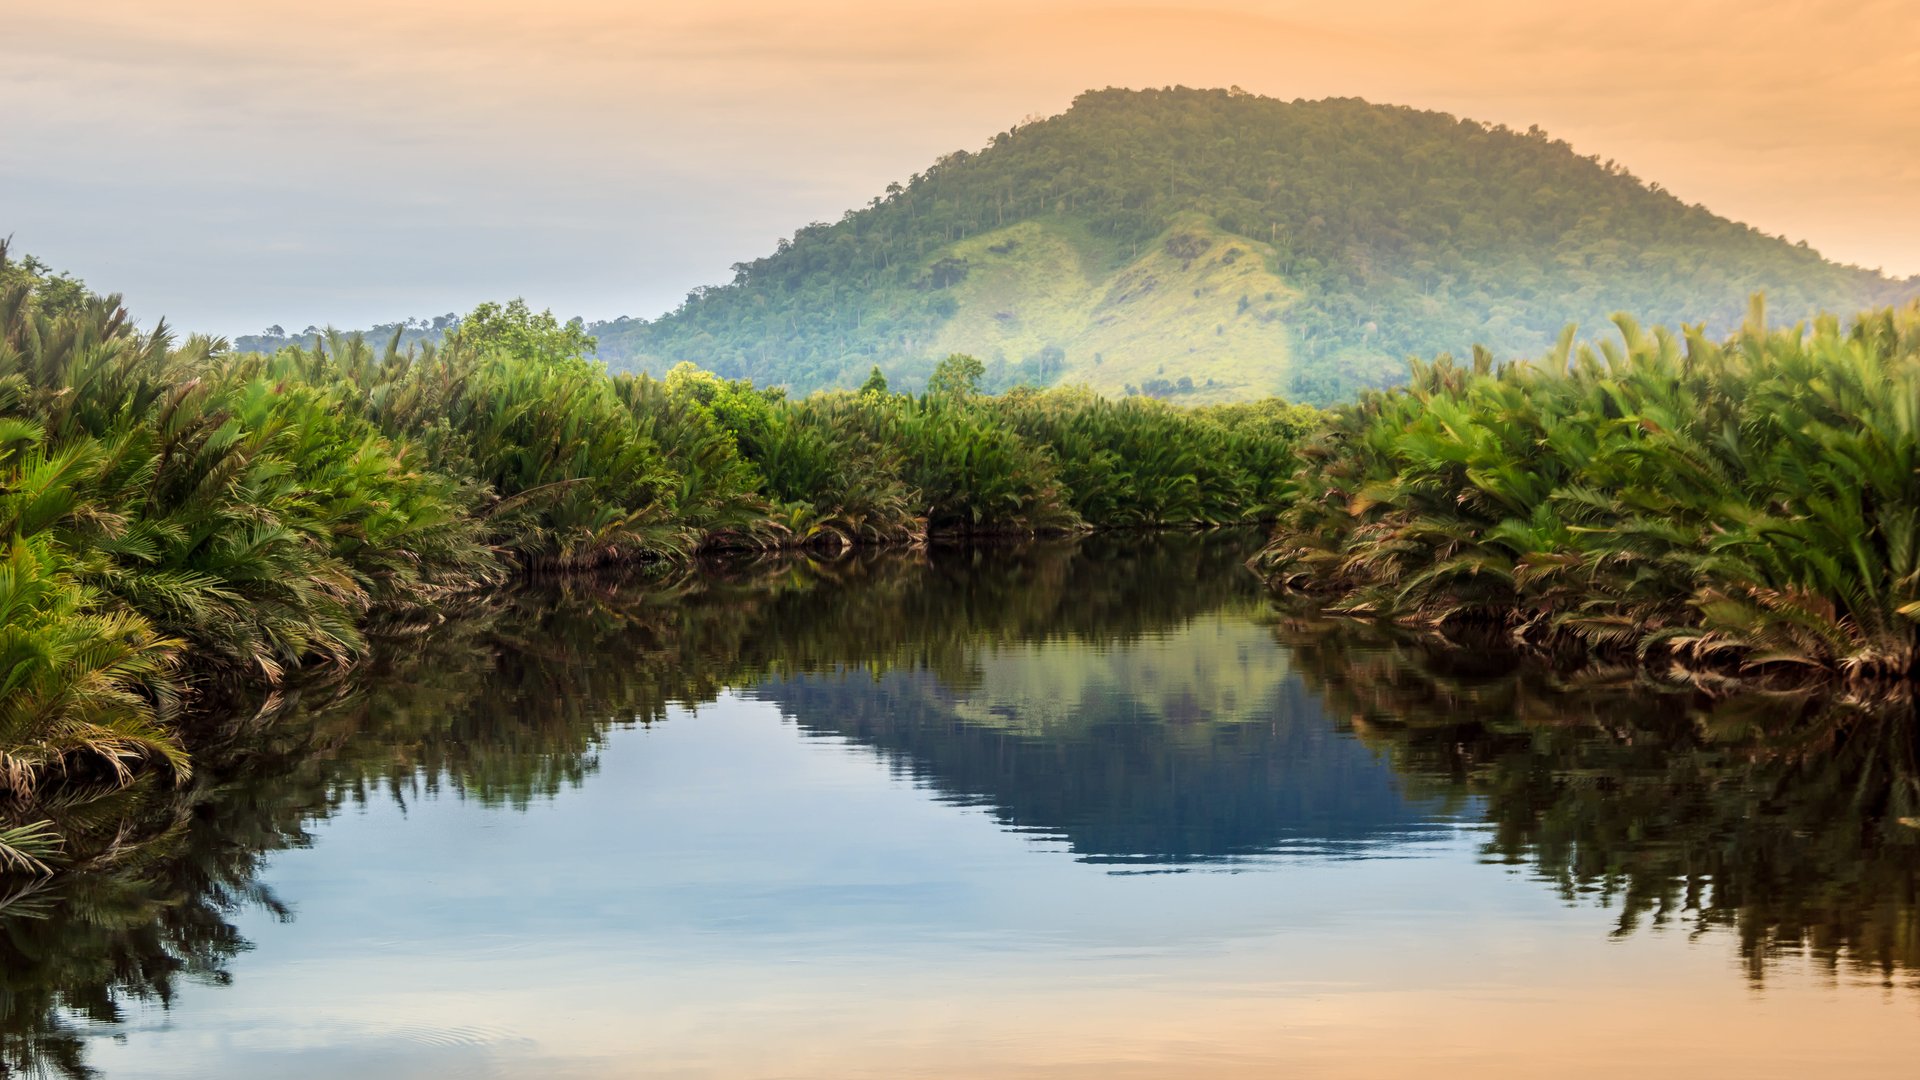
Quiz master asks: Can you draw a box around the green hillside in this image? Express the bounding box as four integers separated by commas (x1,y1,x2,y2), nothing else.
916,215,1299,402
592,87,1916,404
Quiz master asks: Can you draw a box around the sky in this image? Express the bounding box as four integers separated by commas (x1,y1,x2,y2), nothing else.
5,0,1918,336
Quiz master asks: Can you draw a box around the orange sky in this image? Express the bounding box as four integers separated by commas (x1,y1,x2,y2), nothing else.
5,0,1917,332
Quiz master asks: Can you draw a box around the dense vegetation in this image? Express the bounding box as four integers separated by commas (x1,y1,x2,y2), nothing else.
0,245,1314,840
579,87,1914,402
1256,299,1920,684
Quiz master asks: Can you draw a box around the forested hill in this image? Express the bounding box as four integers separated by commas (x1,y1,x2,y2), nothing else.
587,87,1913,404
236,87,1916,404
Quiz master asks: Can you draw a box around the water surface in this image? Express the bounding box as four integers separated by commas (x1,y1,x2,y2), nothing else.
7,533,1917,1078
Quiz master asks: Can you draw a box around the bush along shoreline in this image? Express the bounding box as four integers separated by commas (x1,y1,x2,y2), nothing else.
0,245,1317,832
1254,297,1920,690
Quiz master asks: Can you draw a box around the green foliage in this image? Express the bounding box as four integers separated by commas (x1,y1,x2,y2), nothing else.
927,353,986,398
0,246,1317,809
1257,298,1920,683
0,243,501,806
592,88,1916,403
0,536,187,805
447,298,597,364
996,388,1319,525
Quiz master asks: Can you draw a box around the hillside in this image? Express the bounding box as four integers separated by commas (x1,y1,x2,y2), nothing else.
586,87,1914,403
231,88,1917,404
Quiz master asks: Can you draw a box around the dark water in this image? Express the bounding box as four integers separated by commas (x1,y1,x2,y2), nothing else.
5,533,1918,1078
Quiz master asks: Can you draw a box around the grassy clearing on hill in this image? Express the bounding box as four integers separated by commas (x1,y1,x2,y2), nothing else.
927,216,1298,401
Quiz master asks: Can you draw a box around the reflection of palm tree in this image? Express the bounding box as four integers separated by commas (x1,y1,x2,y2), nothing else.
1283,618,1920,987
2,778,265,1078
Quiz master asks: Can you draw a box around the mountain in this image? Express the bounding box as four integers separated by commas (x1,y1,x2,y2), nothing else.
237,88,1918,405
588,87,1914,404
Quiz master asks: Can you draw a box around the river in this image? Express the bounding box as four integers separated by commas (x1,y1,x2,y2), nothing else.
5,531,1915,1078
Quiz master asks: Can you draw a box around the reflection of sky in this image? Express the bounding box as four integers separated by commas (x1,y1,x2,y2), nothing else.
90,694,1917,1079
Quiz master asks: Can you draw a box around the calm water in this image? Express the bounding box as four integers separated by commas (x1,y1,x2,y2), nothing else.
6,533,1918,1078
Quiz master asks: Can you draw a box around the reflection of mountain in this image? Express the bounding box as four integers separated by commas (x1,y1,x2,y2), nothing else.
927,613,1291,733
757,613,1464,864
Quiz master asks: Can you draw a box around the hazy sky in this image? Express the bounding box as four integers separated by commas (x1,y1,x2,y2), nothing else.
6,0,1917,335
